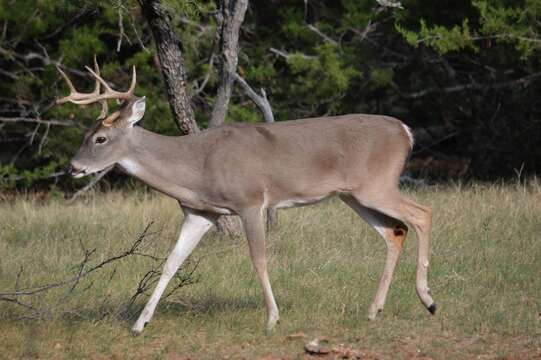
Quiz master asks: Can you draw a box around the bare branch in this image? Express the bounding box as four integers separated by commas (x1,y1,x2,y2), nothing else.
269,47,315,60
403,71,541,99
117,5,126,52
306,24,338,46
194,53,216,95
0,116,77,127
68,165,115,202
233,72,274,123
0,222,157,298
376,0,403,9
0,222,200,321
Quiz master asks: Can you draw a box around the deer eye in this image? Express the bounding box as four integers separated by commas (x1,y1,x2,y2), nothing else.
95,136,107,144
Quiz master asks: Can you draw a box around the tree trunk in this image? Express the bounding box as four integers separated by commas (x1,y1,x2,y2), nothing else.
139,0,242,235
208,0,249,128
232,72,278,229
138,0,199,135
207,0,249,234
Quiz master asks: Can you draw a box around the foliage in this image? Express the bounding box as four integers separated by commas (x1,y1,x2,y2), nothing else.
396,19,476,54
1,0,540,193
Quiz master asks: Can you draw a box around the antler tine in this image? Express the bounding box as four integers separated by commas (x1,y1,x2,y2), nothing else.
84,65,113,93
91,56,109,120
91,55,101,96
56,66,78,104
98,100,109,120
76,65,137,105
128,66,136,95
56,58,104,105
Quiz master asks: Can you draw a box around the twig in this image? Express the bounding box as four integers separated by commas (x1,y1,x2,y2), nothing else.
269,47,315,60
194,53,215,95
37,123,50,155
403,71,541,99
117,5,125,52
44,6,90,39
4,171,64,182
68,165,115,202
232,72,274,123
0,116,77,127
306,24,338,46
0,222,156,298
128,10,148,52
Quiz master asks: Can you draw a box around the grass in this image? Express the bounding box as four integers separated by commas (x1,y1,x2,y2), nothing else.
0,183,540,359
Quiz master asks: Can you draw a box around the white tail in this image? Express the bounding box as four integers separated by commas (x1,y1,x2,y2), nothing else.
57,62,435,335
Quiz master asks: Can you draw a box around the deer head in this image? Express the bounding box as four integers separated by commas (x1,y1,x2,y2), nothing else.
56,58,146,178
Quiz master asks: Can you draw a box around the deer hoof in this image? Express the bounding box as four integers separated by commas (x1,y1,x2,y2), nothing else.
367,304,382,320
131,321,147,336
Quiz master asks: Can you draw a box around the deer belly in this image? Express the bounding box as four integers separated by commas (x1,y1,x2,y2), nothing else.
274,194,329,209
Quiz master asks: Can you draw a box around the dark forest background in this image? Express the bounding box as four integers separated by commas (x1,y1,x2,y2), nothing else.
1,0,540,194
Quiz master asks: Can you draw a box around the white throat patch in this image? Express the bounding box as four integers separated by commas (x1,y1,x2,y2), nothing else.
119,159,140,175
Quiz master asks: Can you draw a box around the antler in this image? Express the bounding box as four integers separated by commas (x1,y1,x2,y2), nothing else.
56,56,137,121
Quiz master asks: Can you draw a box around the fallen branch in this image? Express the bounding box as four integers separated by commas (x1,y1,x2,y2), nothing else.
0,222,200,321
68,165,115,202
0,222,156,298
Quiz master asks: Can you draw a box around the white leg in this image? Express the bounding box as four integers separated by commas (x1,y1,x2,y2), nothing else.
132,207,215,335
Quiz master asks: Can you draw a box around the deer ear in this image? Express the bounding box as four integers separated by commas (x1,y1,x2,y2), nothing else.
127,96,146,126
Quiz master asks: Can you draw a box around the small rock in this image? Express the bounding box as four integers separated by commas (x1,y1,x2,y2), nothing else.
304,339,330,355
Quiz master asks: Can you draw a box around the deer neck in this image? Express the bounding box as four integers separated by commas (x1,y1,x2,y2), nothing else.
117,127,203,200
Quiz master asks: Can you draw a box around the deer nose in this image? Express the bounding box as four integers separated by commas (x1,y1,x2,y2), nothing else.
67,162,87,177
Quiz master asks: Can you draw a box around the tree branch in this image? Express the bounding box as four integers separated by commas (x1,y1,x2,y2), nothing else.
269,47,315,60
306,24,338,46
232,72,274,123
0,116,77,127
208,0,249,128
403,71,541,99
68,165,115,202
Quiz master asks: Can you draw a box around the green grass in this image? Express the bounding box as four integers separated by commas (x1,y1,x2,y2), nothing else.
1,183,540,359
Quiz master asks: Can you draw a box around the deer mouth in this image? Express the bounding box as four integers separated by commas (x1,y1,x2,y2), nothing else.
69,166,88,178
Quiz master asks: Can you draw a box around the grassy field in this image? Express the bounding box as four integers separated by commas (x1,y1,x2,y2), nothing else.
0,183,540,359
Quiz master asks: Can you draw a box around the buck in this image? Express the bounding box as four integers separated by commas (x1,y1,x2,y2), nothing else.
56,61,436,335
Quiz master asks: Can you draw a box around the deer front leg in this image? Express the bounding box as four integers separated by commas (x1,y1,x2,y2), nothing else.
132,207,215,335
241,207,279,333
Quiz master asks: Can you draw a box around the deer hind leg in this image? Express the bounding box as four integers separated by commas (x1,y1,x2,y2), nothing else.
240,207,279,333
340,195,409,319
131,207,216,335
398,196,435,314
346,190,436,316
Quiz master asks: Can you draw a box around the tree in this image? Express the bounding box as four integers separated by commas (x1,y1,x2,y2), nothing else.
138,0,199,135
209,0,249,127
137,0,249,234
1,0,540,187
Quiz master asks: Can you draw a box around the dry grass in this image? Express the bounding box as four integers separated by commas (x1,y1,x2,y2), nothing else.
0,183,540,359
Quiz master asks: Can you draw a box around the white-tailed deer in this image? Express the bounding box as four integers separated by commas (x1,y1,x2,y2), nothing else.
57,61,436,335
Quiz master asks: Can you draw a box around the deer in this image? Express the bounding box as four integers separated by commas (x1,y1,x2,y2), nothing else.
56,60,436,335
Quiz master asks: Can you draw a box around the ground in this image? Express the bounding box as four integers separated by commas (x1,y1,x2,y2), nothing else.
0,183,540,359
